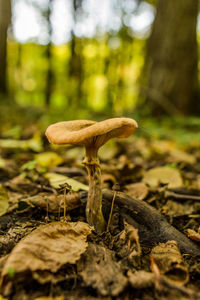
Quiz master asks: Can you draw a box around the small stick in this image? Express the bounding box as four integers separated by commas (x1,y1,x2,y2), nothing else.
166,190,200,201
106,191,116,232
44,196,49,222
106,184,121,232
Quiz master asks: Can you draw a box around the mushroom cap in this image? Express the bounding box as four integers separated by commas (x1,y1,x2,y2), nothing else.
45,117,138,147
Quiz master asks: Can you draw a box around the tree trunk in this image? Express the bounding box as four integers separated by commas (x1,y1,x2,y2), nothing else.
142,0,199,116
68,0,83,108
45,0,53,107
0,0,11,95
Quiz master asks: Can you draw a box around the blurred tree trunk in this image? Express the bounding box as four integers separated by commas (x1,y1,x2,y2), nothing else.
0,0,11,96
141,0,199,115
45,0,53,107
68,0,83,108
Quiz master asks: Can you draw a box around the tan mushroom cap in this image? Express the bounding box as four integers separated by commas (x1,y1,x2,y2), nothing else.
45,117,138,147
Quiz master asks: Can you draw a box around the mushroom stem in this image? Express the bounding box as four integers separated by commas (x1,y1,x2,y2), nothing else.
83,146,105,233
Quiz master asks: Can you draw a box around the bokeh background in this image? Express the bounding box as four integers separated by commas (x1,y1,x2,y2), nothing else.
0,0,200,131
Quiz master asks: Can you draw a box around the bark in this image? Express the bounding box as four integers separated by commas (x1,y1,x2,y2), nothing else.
141,0,199,115
0,0,11,95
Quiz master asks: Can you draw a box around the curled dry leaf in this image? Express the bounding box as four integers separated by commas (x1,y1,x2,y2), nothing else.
143,167,183,188
187,228,200,242
151,240,189,285
1,222,92,287
78,243,127,296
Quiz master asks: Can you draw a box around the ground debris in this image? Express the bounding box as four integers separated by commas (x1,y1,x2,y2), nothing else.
78,243,127,296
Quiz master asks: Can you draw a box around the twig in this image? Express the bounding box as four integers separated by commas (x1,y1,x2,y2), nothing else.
106,190,116,232
166,190,200,201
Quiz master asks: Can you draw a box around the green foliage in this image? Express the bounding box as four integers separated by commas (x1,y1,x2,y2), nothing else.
6,36,145,115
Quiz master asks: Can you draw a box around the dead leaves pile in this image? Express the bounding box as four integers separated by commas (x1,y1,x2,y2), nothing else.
0,130,200,299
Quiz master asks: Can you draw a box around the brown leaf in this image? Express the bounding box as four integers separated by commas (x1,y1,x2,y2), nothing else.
187,228,200,242
127,270,155,289
124,182,148,200
22,192,81,213
151,240,189,285
143,167,183,188
79,243,127,296
2,222,91,282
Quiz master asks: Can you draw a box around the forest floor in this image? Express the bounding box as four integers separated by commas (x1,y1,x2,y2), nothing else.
0,110,200,300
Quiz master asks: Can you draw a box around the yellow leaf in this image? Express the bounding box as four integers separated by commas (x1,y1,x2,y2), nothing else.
0,185,9,217
35,152,63,168
44,172,89,191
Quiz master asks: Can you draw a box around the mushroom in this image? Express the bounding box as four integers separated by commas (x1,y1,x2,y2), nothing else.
45,118,138,233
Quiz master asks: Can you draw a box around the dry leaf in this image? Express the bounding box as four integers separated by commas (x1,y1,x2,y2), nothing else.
2,222,91,284
35,152,63,168
187,228,200,242
44,172,89,191
169,149,196,164
0,185,9,217
79,243,127,296
127,270,155,289
162,200,194,217
125,182,148,200
143,167,183,188
151,240,189,285
21,192,81,213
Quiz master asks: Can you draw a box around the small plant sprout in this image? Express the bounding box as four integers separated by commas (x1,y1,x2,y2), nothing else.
45,118,138,233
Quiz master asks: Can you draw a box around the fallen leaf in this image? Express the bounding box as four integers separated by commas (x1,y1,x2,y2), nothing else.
169,149,196,164
44,172,89,191
162,200,194,217
0,137,42,152
98,140,118,161
79,243,127,296
127,270,155,289
151,240,189,285
143,167,183,188
187,228,200,242
0,157,6,168
2,222,92,284
125,182,148,200
21,192,81,213
0,185,9,216
35,152,63,168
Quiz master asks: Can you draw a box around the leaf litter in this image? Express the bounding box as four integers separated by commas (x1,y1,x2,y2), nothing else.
0,128,200,299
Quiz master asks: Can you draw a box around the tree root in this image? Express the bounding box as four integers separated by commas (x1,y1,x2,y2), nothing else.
101,189,200,256
80,189,200,256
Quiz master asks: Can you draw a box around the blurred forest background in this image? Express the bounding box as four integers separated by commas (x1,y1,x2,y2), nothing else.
0,0,200,135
